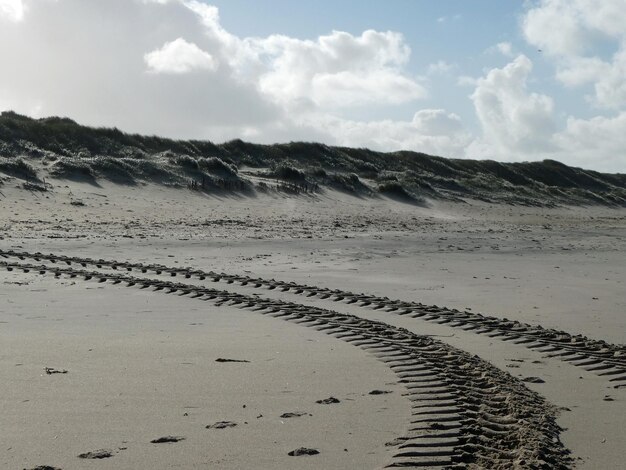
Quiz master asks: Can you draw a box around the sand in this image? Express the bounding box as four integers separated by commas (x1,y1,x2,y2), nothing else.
1,177,625,469
1,274,409,469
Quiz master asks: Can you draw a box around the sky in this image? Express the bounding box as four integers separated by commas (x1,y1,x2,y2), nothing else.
0,0,625,172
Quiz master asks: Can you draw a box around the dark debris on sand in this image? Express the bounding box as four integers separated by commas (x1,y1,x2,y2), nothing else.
523,376,546,384
77,449,113,459
151,436,185,443
316,396,340,404
206,421,237,429
280,412,308,418
288,447,320,456
23,466,62,470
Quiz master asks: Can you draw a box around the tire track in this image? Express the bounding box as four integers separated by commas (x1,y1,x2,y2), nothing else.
2,249,624,387
0,257,573,469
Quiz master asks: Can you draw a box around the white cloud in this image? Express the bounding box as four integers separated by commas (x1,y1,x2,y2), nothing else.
411,109,463,135
554,56,608,87
436,14,461,24
469,55,555,157
523,0,589,56
512,0,626,170
553,112,626,171
144,2,427,109
427,60,455,75
523,0,626,55
310,70,425,108
485,42,514,57
0,0,279,138
0,0,432,151
592,48,626,109
182,1,251,68
316,109,472,157
0,0,24,21
497,42,513,57
522,0,626,109
466,51,625,171
250,29,425,109
457,75,477,87
144,37,217,74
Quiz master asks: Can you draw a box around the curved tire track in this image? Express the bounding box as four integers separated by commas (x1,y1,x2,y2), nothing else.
2,249,624,387
1,255,572,469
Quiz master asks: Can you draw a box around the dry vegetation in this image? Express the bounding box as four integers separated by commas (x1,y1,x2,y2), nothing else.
1,111,625,205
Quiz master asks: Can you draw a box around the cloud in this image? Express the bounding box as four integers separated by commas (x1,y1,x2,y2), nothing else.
181,4,428,113
553,112,626,171
554,56,609,87
249,29,425,109
523,0,589,56
466,52,625,171
0,0,623,172
509,0,626,171
144,37,217,74
457,75,477,87
427,60,455,75
0,0,433,149
0,0,279,138
523,0,626,56
496,42,513,57
486,42,514,57
485,42,514,57
175,0,425,112
591,48,626,109
436,14,461,24
0,0,23,21
522,0,626,109
469,55,555,157
316,109,472,157
309,70,425,108
495,42,514,57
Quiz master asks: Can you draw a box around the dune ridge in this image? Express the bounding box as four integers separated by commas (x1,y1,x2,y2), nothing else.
1,111,625,206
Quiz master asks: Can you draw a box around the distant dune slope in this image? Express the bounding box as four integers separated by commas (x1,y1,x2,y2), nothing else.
1,111,625,205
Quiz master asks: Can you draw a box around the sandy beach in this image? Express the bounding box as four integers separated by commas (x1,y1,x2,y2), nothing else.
3,0,626,467
1,178,625,469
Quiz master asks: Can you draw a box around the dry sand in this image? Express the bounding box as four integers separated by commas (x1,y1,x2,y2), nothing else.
1,275,406,469
1,177,625,469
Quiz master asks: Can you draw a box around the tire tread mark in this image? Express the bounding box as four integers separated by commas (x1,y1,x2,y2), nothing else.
0,255,573,470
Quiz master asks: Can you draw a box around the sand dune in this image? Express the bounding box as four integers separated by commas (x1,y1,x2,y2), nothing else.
2,111,626,206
